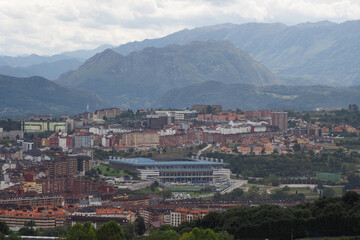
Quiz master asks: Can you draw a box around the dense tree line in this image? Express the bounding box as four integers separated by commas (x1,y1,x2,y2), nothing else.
146,225,234,240
288,104,360,127
204,151,359,178
176,191,360,239
66,221,125,240
0,119,21,131
337,138,360,150
345,174,360,191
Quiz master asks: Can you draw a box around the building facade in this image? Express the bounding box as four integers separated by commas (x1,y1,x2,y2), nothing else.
271,112,288,132
21,121,66,133
109,157,230,184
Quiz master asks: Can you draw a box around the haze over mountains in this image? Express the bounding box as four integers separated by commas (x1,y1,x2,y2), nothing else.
1,20,360,116
114,20,360,86
0,75,106,117
0,45,111,80
56,40,278,109
154,81,360,110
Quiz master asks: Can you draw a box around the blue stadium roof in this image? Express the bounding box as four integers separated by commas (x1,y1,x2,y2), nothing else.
108,157,227,166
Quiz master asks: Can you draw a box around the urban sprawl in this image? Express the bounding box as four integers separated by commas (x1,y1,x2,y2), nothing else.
0,104,359,236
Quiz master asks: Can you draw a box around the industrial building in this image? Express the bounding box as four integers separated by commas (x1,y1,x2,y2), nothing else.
109,157,231,184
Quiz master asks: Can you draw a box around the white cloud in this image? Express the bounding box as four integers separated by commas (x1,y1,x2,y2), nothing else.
0,0,359,56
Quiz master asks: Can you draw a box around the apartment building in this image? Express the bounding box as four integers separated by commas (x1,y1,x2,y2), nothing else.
171,208,210,226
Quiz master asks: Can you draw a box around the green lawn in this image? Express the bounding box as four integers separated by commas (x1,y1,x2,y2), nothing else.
169,186,203,192
329,186,344,197
243,184,273,192
94,164,131,178
188,191,213,197
131,187,161,195
286,187,319,199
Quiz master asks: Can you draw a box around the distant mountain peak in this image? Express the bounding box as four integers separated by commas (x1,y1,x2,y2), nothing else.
293,20,337,29
0,74,106,117
57,40,278,109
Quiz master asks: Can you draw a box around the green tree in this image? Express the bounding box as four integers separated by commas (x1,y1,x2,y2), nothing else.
18,221,37,236
121,223,134,240
323,187,336,197
269,174,280,186
0,221,10,235
40,226,69,237
317,181,324,190
146,229,180,240
293,143,301,152
206,105,214,114
8,233,21,240
96,221,125,240
66,222,96,240
216,231,234,240
180,227,218,240
160,189,172,198
134,216,146,235
213,192,221,201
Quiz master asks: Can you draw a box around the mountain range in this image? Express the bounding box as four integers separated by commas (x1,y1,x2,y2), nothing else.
1,20,360,116
0,75,106,117
1,20,360,86
154,81,360,110
57,40,278,109
0,45,111,80
113,20,360,86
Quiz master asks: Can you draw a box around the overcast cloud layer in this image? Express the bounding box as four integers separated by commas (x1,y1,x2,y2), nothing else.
0,0,359,56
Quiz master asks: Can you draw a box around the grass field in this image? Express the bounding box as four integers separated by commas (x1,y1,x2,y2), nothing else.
169,186,203,192
286,187,319,199
243,184,273,192
94,164,131,178
329,186,344,197
131,187,160,195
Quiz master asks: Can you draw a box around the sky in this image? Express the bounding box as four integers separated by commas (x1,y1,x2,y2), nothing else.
0,0,359,56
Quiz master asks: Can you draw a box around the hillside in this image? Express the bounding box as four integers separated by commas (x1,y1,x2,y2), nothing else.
0,45,112,80
114,20,360,86
0,75,106,117
153,81,360,110
57,40,279,109
0,59,82,80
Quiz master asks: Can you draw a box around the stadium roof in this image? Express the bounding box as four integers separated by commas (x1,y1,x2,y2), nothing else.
108,157,227,166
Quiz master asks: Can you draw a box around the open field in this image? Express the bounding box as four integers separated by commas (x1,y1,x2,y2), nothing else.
286,187,319,199
94,164,131,178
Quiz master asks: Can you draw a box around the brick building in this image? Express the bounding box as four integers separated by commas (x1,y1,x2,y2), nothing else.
271,112,288,132
0,194,64,207
37,177,115,197
44,156,77,178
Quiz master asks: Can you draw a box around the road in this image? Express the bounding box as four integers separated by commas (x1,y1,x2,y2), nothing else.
221,179,248,194
197,144,212,156
191,179,247,199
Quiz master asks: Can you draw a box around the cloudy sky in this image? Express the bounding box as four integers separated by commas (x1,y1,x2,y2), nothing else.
0,0,359,56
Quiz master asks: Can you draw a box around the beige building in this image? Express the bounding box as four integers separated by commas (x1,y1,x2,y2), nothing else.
123,131,159,148
170,208,210,226
21,120,66,133
93,108,123,119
